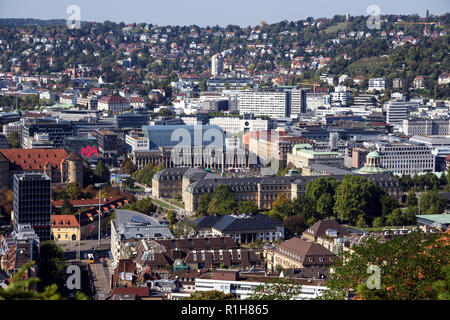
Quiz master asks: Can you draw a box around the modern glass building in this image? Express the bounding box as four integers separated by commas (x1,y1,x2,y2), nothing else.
141,125,225,150
13,173,52,241
115,112,150,129
22,118,74,149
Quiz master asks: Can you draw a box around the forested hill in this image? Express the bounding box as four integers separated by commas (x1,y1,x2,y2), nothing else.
0,18,70,27
0,14,448,99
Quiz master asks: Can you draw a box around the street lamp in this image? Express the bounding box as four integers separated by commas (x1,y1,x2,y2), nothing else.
78,210,81,261
95,183,105,246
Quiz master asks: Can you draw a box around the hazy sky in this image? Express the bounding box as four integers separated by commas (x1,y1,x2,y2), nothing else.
0,0,449,27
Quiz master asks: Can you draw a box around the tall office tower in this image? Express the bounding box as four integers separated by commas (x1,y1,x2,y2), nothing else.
13,173,52,241
238,89,291,118
385,100,412,125
329,132,339,151
289,88,308,115
211,53,223,77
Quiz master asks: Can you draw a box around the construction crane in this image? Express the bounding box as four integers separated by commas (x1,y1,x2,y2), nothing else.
394,21,437,34
298,82,320,93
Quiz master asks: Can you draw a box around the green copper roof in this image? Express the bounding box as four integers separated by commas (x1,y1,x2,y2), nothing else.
367,151,381,157
358,165,388,174
294,144,313,150
416,214,450,224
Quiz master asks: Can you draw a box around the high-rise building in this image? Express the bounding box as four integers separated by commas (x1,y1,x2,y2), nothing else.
22,118,74,149
94,129,119,159
13,173,52,241
329,132,339,151
237,88,308,118
211,53,223,77
238,89,291,118
288,88,308,115
385,100,410,125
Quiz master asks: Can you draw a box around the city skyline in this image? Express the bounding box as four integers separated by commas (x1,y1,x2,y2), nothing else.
0,0,449,27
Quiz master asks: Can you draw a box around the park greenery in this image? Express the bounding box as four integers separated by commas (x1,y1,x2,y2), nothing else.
0,262,88,300
166,210,177,228
265,175,405,230
120,157,137,175
6,131,20,148
193,173,448,230
183,290,235,300
93,160,111,184
320,231,450,300
196,184,259,217
249,278,304,300
123,197,157,216
132,163,164,187
37,241,67,292
0,187,13,221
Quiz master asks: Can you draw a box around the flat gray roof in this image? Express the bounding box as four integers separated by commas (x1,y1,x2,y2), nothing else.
115,209,172,239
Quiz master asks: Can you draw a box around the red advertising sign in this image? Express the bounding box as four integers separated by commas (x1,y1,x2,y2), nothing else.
81,145,98,159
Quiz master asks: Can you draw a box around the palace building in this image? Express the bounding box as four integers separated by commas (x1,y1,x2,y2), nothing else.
0,149,87,188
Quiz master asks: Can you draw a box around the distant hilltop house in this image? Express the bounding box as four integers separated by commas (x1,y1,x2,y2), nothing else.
368,78,386,91
438,73,450,86
413,76,425,89
129,96,145,108
353,75,366,86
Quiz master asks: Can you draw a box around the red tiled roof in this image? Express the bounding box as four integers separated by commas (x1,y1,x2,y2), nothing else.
0,149,68,171
129,96,144,102
52,198,114,208
107,287,150,299
51,215,79,228
98,95,128,103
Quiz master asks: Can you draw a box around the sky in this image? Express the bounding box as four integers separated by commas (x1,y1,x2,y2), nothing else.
0,0,449,27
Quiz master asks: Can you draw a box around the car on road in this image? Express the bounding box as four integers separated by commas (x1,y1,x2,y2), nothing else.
87,253,95,264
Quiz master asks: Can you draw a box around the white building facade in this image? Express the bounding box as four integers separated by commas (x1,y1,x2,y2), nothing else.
377,143,435,175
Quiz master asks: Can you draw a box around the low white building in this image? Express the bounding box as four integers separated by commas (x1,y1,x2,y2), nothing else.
188,271,327,300
209,117,270,135
330,86,350,105
2,120,22,138
125,133,150,152
368,78,386,91
129,96,145,108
